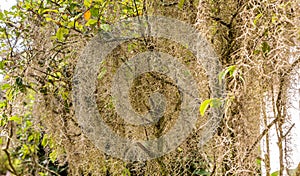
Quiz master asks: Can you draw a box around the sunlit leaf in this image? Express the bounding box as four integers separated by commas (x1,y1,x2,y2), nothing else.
49,150,58,163
271,171,279,176
0,101,7,108
6,88,13,101
0,60,5,69
1,83,10,90
256,158,261,165
97,67,107,80
178,0,185,9
84,0,93,8
38,172,47,176
85,19,97,26
254,13,263,25
218,65,236,83
56,28,69,41
9,115,22,124
45,17,52,22
41,9,58,14
200,99,212,116
272,14,278,24
177,147,183,152
28,134,34,142
41,134,48,147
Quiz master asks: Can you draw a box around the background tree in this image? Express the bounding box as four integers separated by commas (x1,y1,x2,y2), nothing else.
0,0,299,175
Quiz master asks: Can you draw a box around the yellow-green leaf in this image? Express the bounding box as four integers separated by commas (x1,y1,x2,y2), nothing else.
56,28,69,41
177,147,183,152
178,0,185,9
200,99,212,116
0,101,7,108
254,13,263,26
9,115,22,124
219,65,236,83
97,67,107,80
271,171,279,176
272,14,278,24
85,19,97,26
49,150,57,163
1,83,10,90
41,9,58,14
84,0,93,7
41,134,48,147
6,88,13,101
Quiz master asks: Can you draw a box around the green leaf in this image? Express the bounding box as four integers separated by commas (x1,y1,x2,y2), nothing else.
21,144,31,159
253,49,260,55
193,169,211,175
200,99,212,116
38,172,47,176
26,120,32,128
228,65,236,77
41,9,58,14
85,19,98,26
219,65,236,83
90,7,99,17
178,0,185,9
45,17,52,22
261,41,270,53
41,134,48,147
122,168,131,176
6,88,13,101
218,70,225,84
177,147,183,152
0,114,7,126
271,171,279,176
28,134,34,142
61,14,68,21
84,0,93,7
254,13,263,25
100,24,111,31
68,20,80,28
9,115,22,124
256,158,261,165
0,101,7,108
97,67,107,80
272,14,278,24
49,150,58,163
1,83,10,90
56,28,69,41
0,60,5,70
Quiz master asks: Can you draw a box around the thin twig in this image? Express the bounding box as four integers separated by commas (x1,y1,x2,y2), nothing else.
243,117,279,162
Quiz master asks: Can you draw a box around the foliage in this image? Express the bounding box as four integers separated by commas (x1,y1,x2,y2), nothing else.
199,98,222,116
0,0,143,175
